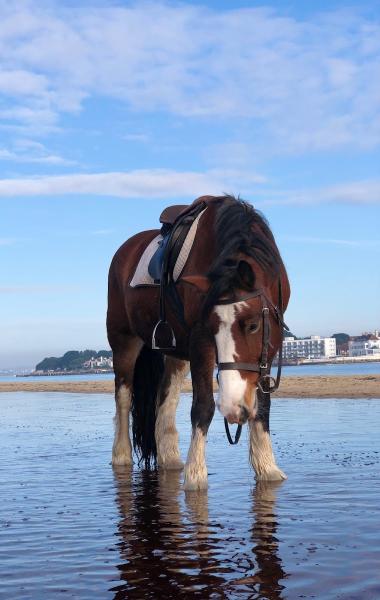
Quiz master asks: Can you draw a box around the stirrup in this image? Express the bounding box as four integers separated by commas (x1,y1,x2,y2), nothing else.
152,320,176,350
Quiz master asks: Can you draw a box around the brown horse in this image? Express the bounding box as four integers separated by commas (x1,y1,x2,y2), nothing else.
107,195,290,490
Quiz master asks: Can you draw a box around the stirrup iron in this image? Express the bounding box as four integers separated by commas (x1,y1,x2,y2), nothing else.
152,320,176,350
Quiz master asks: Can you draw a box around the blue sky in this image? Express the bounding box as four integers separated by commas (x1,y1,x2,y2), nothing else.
0,0,379,369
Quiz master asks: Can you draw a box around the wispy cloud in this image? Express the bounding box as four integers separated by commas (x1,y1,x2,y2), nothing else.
0,168,265,199
0,139,76,165
0,3,379,151
282,236,380,248
0,171,378,205
0,284,84,294
263,179,380,205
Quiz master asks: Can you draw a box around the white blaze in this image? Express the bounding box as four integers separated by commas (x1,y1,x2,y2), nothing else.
214,303,247,418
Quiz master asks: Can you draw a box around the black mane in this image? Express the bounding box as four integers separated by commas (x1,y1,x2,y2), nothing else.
203,195,282,314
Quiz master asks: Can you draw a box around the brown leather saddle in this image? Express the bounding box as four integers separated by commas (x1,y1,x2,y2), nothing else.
148,203,201,281
149,200,207,350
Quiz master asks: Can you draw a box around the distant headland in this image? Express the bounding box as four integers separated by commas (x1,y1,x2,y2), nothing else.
17,350,113,377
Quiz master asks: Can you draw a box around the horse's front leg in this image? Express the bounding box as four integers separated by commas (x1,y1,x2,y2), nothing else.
249,387,287,481
184,326,215,491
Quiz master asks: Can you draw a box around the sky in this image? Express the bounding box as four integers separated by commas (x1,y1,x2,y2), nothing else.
0,0,379,369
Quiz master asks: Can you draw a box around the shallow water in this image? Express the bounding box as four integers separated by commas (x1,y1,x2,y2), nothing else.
1,393,379,599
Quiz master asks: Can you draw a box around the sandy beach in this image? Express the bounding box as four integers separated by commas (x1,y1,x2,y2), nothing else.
0,375,379,398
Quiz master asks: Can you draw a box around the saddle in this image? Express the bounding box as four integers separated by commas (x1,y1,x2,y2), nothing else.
148,203,202,281
149,200,207,350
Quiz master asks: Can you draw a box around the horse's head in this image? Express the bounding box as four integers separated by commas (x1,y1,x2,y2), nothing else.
211,290,284,424
183,259,287,425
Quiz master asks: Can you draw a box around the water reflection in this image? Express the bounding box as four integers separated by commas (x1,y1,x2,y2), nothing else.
111,468,286,599
249,482,287,599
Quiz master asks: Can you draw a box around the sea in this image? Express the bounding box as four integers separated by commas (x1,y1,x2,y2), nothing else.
1,391,379,599
1,360,380,383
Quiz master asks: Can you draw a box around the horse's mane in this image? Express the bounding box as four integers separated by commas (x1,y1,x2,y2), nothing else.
203,195,282,314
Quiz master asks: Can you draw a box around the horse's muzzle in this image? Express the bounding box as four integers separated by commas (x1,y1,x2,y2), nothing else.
225,404,250,425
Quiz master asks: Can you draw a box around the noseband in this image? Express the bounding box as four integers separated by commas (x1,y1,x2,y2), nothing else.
216,281,288,444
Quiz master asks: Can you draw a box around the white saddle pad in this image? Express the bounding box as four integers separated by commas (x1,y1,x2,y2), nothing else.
130,208,207,287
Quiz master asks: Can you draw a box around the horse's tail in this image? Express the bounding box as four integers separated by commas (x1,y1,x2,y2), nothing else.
131,345,165,468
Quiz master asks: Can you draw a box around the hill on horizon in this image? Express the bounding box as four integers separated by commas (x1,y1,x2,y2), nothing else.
36,349,112,372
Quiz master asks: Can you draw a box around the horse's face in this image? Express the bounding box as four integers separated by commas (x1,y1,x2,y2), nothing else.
211,295,282,425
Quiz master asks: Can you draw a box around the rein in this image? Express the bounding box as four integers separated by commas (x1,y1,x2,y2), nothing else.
215,281,289,445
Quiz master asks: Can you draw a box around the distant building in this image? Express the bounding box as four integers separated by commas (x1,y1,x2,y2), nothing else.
282,336,336,360
83,356,113,369
348,332,380,357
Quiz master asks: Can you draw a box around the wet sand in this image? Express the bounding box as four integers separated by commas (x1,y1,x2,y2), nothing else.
1,375,379,397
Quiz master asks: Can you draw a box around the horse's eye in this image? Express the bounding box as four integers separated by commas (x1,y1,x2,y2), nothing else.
247,322,260,334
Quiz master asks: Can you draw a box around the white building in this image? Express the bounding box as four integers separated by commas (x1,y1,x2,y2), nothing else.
84,356,113,369
348,336,380,357
282,336,336,360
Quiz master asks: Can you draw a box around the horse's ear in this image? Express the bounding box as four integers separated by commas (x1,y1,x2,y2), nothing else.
181,275,210,293
237,260,255,290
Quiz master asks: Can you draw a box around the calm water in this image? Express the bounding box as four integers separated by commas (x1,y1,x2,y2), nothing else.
1,360,380,383
1,393,379,599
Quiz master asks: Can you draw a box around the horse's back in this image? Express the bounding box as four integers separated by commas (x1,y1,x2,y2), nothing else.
109,229,159,285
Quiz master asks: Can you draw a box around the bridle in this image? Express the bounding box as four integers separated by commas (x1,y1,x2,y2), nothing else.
215,280,289,445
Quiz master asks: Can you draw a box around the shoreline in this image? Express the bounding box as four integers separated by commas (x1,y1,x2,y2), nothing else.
13,356,380,379
0,375,379,398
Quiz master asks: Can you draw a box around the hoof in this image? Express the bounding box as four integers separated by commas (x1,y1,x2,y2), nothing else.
183,465,208,490
158,458,184,471
256,466,287,482
112,452,133,466
183,477,208,491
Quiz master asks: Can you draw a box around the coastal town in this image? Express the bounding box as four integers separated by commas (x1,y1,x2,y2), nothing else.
282,330,380,364
10,329,379,378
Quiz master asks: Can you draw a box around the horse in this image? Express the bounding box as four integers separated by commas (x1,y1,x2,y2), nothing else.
107,194,290,490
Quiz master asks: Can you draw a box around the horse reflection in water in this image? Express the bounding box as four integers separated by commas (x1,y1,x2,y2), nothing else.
110,467,286,599
235,482,287,599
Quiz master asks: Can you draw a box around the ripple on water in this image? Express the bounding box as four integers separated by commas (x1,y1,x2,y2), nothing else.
0,393,380,599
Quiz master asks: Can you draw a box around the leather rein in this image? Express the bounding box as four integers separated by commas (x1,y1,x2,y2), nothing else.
216,280,289,445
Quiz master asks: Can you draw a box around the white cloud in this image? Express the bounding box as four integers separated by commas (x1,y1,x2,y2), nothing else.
0,139,75,165
0,168,265,199
0,3,379,151
0,170,378,205
321,180,380,204
262,179,380,205
282,236,380,248
0,284,83,293
0,147,74,164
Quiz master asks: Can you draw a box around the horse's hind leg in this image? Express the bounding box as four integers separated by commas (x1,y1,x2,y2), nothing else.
111,335,143,466
249,388,287,481
155,357,189,470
